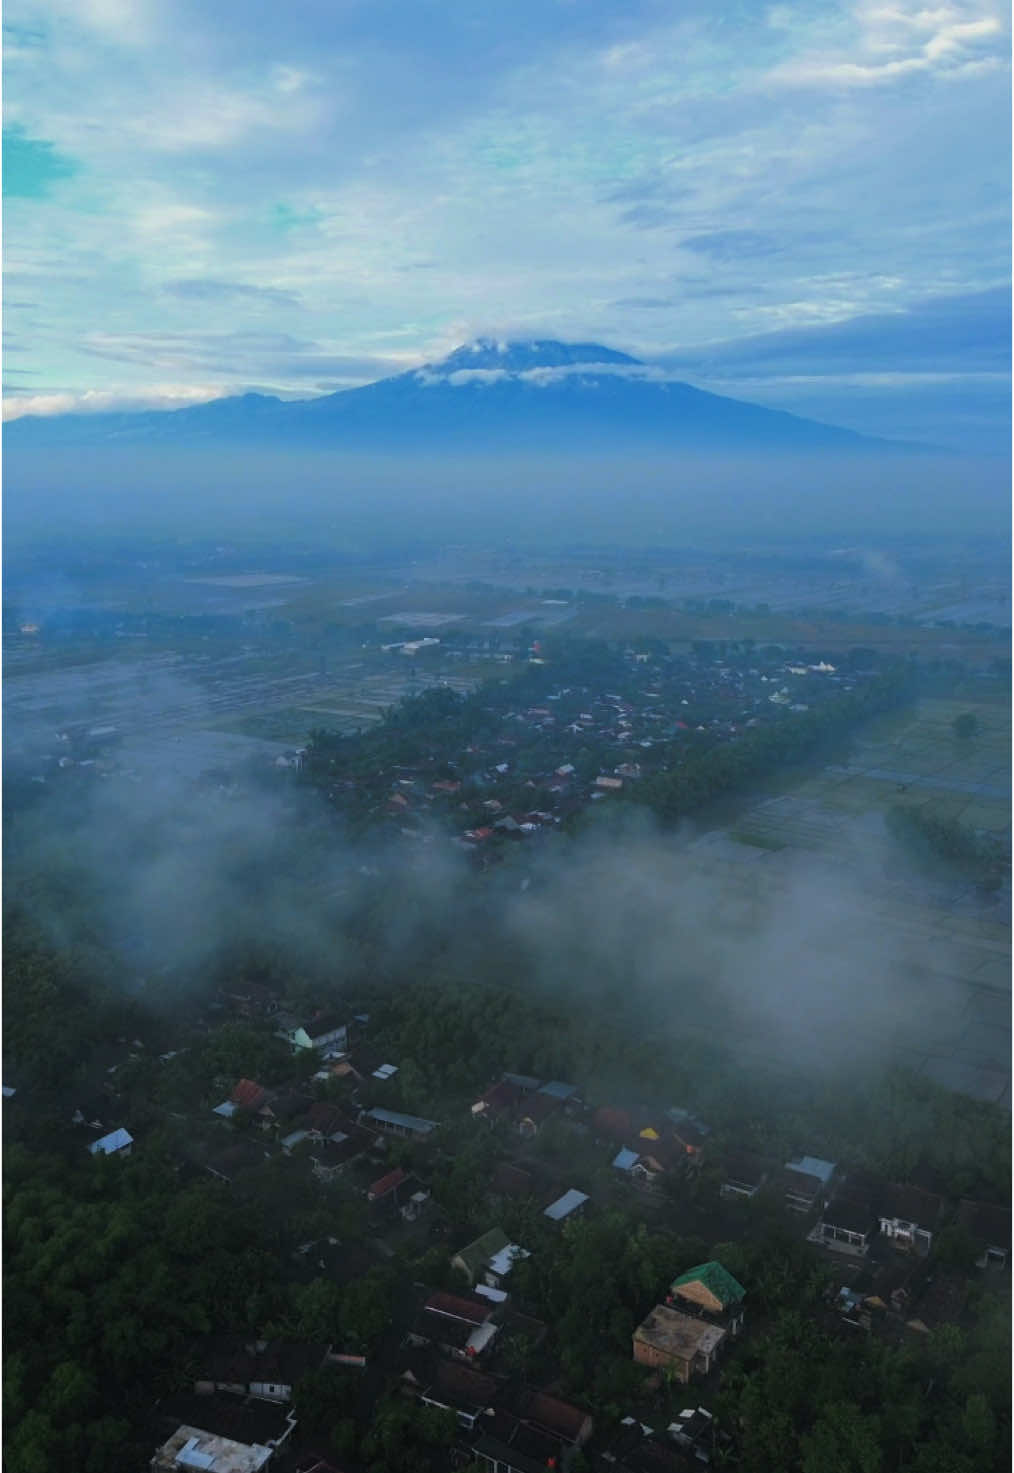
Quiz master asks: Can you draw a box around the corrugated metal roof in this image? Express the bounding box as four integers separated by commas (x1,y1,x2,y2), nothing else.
537,1080,578,1100
544,1189,589,1221
612,1148,640,1171
787,1154,836,1184
365,1107,437,1133
88,1127,133,1155
670,1260,746,1306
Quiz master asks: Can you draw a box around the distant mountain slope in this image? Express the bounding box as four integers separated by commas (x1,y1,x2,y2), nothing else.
5,338,930,454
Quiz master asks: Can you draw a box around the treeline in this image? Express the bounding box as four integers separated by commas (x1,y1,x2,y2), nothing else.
2,1141,407,1473
886,806,1010,893
628,665,914,826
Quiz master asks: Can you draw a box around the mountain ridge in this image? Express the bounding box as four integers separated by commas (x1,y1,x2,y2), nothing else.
5,338,936,454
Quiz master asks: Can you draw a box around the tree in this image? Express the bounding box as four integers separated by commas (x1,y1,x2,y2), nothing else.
952,712,979,740
801,1403,882,1473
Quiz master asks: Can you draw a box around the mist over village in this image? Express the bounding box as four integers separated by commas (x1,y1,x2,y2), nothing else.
3,3,1011,1473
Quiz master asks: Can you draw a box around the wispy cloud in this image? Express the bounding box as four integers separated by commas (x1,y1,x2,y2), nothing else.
3,0,1009,445
767,1,1007,87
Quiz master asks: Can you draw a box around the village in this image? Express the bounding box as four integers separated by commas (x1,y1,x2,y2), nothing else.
14,987,1007,1473
301,638,886,856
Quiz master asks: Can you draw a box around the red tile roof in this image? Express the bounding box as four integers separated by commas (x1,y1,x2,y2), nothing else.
231,1078,268,1111
368,1166,407,1200
424,1291,492,1326
476,1080,523,1116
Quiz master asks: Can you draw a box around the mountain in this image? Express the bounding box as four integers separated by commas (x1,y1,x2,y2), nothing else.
5,338,928,454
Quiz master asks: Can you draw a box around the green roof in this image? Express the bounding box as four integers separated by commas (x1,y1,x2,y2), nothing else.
671,1260,746,1306
454,1226,510,1276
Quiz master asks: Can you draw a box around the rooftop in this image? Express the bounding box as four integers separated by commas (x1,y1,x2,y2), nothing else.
88,1127,133,1155
670,1261,746,1307
786,1154,836,1185
821,1198,875,1235
362,1107,437,1133
536,1080,578,1100
455,1227,511,1277
231,1079,267,1111
634,1306,726,1362
488,1243,531,1278
424,1290,492,1326
543,1189,589,1222
155,1426,273,1473
368,1167,407,1200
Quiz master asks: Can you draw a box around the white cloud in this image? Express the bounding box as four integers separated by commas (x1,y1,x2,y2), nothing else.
2,0,1008,449
768,0,1007,86
3,384,227,420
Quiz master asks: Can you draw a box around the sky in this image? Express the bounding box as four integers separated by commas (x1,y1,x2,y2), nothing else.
3,0,1011,448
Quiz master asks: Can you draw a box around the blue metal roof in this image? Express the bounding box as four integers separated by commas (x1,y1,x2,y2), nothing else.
612,1148,640,1171
537,1080,578,1099
786,1155,836,1184
544,1188,589,1220
89,1127,133,1155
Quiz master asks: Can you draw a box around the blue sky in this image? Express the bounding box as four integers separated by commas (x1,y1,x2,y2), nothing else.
3,0,1010,447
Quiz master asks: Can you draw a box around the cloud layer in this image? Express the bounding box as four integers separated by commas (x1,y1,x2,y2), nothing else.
4,0,1010,446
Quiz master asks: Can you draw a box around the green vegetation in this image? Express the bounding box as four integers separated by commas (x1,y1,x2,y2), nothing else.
887,806,1010,892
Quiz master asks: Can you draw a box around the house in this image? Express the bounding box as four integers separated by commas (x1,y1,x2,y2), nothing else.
780,1155,836,1212
278,1015,349,1056
471,1409,569,1473
668,1262,746,1334
719,1155,771,1201
512,1389,593,1448
876,1183,944,1256
595,775,623,790
309,1129,373,1184
613,1148,641,1173
367,1166,408,1204
407,1293,500,1362
452,1228,531,1289
231,1079,269,1113
517,1092,563,1138
668,1405,719,1464
502,1073,542,1093
360,1106,438,1139
399,1187,430,1222
472,1079,525,1124
633,1138,687,1184
957,1200,1012,1270
304,1103,351,1141
400,1353,501,1431
667,1109,710,1159
632,1306,727,1383
194,1339,329,1403
543,1189,589,1223
89,1127,134,1157
150,1426,274,1473
592,1106,636,1144
597,1423,689,1473
262,1090,314,1130
537,1080,580,1106
809,1197,876,1257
